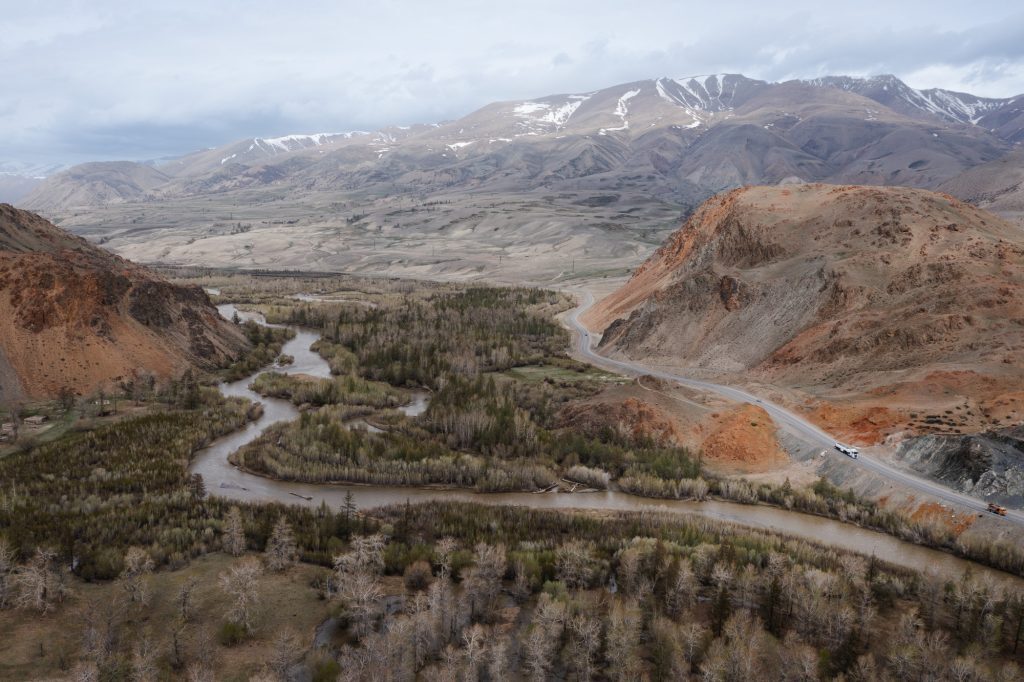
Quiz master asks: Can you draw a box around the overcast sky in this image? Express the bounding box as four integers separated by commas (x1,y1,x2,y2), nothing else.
3,1,1024,169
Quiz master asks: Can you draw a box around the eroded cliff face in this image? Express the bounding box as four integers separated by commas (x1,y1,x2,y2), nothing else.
893,427,1024,506
0,204,247,401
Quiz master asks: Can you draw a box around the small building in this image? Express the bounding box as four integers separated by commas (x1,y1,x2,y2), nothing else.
24,415,48,426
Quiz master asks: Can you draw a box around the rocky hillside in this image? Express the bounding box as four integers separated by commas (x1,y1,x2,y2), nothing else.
939,149,1024,226
893,427,1024,507
587,184,1024,417
20,161,170,212
0,204,247,401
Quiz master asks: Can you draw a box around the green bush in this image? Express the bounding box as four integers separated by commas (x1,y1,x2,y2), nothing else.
217,620,248,646
311,657,341,682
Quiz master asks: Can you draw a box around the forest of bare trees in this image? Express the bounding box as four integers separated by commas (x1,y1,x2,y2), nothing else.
5,496,1023,679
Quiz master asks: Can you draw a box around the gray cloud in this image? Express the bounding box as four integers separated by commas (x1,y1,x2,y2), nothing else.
2,1,1023,167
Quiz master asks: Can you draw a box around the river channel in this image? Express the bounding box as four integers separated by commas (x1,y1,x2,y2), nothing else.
188,302,1023,589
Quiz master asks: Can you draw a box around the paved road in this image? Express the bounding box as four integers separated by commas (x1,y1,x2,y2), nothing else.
566,291,1024,528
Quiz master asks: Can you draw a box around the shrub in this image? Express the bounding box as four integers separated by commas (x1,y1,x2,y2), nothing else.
217,620,248,646
311,657,341,682
404,560,433,591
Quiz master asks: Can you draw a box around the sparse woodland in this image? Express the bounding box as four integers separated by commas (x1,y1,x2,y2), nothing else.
226,281,1024,576
2,499,1023,680
2,272,1024,679
223,322,295,382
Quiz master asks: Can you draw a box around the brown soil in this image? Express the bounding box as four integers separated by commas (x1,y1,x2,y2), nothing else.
0,204,247,401
701,404,790,473
909,500,977,536
559,381,790,473
558,384,696,449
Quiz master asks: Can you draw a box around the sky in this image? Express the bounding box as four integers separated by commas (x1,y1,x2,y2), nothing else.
3,0,1024,169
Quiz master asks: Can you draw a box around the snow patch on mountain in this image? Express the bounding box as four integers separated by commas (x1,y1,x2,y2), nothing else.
599,88,641,134
805,75,1008,125
653,74,742,124
248,132,369,155
513,93,591,131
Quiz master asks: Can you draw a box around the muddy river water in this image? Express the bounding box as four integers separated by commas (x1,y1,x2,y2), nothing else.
189,303,1023,589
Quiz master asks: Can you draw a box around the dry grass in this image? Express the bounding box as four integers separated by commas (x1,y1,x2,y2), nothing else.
0,553,332,681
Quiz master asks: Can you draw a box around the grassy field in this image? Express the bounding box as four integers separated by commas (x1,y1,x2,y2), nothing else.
502,362,626,385
0,553,332,681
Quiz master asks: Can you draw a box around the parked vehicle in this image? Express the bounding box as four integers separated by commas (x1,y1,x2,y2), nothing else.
834,442,859,459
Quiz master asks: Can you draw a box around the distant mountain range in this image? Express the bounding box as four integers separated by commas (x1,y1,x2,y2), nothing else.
14,73,1024,280
20,73,1024,211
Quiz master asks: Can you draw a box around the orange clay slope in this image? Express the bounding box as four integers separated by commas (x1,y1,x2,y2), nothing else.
0,204,247,402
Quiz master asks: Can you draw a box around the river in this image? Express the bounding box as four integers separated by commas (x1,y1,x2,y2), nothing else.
189,301,1024,589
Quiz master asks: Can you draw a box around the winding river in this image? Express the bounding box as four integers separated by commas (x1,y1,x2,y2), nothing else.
189,303,1024,589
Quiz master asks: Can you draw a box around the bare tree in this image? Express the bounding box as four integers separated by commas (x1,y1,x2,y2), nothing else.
69,662,99,682
523,593,566,680
222,506,246,557
267,626,303,681
131,633,158,682
435,537,458,580
679,622,707,669
997,662,1023,682
461,543,506,622
177,577,199,623
556,540,594,590
487,637,510,682
332,533,387,640
779,631,818,681
265,516,298,572
335,534,386,577
338,570,383,640
650,616,688,680
0,539,14,609
616,547,642,597
568,612,602,680
703,612,770,681
120,547,154,606
523,624,556,681
665,559,697,619
185,661,214,682
606,598,642,680
15,547,66,612
511,559,531,603
462,623,487,682
219,557,263,632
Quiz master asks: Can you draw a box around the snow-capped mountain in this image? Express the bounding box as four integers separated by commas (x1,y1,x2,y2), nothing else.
20,72,1023,215
806,75,1011,125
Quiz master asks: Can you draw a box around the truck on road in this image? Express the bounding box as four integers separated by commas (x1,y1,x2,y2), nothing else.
834,442,859,459
987,503,1008,516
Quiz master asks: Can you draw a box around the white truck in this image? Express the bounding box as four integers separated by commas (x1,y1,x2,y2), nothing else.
834,442,859,459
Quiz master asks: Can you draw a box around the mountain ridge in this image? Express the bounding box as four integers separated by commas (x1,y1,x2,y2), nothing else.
22,72,1024,210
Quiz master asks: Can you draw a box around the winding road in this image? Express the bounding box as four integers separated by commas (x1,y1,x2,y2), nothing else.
187,297,1024,586
566,290,1024,528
